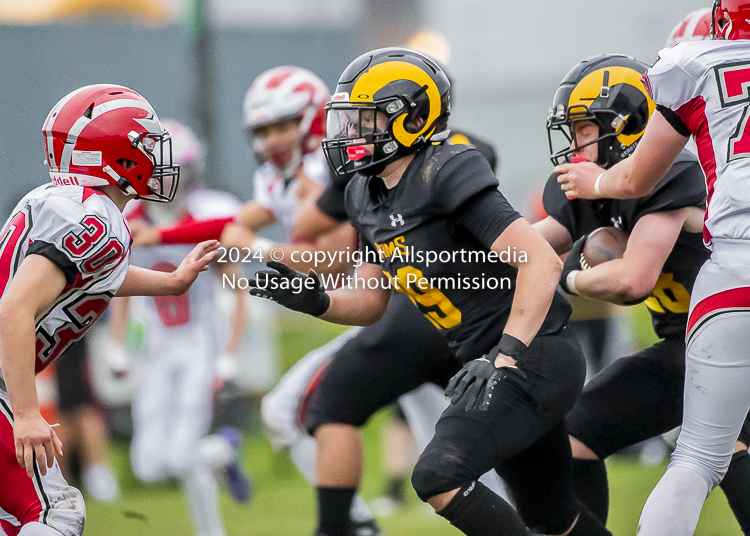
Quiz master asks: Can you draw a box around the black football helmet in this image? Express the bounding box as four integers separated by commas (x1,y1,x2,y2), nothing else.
546,54,655,169
322,47,451,176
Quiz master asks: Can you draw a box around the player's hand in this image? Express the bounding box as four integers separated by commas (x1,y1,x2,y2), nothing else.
559,234,588,294
13,413,63,478
444,347,524,412
248,261,330,317
129,220,161,247
172,240,221,293
220,223,257,251
555,161,605,200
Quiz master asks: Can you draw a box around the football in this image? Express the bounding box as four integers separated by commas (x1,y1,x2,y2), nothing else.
581,227,629,268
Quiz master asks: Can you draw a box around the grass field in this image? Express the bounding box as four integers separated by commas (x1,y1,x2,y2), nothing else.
79,309,743,535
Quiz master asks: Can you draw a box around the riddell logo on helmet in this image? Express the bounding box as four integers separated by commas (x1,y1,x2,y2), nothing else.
331,92,349,102
51,175,80,186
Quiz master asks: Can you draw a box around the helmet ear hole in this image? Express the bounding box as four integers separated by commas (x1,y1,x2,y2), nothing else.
621,100,650,136
117,158,138,170
404,90,431,134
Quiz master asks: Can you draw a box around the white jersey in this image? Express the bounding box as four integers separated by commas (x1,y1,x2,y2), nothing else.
0,184,130,377
127,190,240,359
252,149,329,239
644,40,750,244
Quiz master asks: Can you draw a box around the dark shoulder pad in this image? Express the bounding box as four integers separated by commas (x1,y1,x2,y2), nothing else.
427,143,499,214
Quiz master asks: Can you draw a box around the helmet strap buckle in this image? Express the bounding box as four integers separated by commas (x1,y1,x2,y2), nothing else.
104,165,137,195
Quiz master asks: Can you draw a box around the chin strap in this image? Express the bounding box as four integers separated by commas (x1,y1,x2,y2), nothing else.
103,165,137,195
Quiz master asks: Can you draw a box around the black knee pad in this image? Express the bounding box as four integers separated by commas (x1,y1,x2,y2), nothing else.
412,450,469,501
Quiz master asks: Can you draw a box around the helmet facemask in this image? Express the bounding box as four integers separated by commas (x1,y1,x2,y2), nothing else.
323,102,401,176
120,130,180,203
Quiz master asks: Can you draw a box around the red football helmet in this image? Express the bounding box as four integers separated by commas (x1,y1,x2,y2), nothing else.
713,0,750,39
242,66,329,177
667,8,712,46
43,84,179,202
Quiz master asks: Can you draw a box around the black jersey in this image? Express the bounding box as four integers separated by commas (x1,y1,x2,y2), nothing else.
318,128,498,223
542,149,708,338
345,141,571,363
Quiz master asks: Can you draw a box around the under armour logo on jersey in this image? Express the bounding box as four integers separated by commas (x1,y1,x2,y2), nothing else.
611,216,623,228
390,214,405,227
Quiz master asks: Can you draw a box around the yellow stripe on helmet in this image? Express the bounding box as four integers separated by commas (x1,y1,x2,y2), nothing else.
568,66,655,146
351,60,441,147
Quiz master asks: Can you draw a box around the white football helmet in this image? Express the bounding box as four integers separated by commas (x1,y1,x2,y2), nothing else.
242,66,329,178
666,8,712,46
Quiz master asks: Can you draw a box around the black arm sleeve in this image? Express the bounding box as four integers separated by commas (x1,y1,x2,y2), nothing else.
27,241,79,285
657,105,691,138
454,187,523,249
433,148,500,214
357,233,381,266
316,181,349,222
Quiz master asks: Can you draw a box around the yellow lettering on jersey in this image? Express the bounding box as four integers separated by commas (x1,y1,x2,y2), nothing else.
645,272,691,314
376,235,407,259
384,265,461,329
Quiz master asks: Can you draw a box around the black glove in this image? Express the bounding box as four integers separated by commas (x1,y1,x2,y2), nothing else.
249,261,330,317
559,234,588,294
444,346,526,412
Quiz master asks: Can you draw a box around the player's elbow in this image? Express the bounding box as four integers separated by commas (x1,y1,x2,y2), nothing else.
617,271,655,303
519,249,563,296
536,247,564,282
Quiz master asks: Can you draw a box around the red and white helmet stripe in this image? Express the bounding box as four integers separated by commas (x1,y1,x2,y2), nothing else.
666,8,713,47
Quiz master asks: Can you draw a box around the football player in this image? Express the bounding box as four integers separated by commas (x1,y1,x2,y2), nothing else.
0,84,218,536
538,53,750,534
249,48,610,536
556,2,750,533
279,63,509,536
109,119,251,536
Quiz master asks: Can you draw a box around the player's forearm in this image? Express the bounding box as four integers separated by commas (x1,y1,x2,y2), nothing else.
116,265,183,297
502,252,562,346
266,243,353,276
573,260,655,304
0,308,41,418
291,203,340,242
320,287,390,326
597,159,654,199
